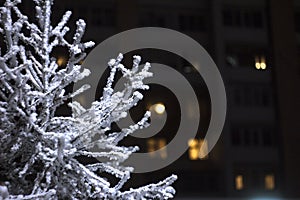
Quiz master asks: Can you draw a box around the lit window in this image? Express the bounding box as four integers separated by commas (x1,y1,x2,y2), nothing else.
57,57,66,67
255,56,267,70
235,175,244,190
147,139,156,157
188,139,198,160
265,174,275,190
158,139,167,159
147,138,167,159
255,56,260,69
188,138,209,160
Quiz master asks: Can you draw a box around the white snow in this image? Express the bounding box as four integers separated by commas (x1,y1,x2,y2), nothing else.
0,0,177,199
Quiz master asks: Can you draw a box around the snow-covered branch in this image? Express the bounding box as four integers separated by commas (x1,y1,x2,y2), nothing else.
0,0,177,199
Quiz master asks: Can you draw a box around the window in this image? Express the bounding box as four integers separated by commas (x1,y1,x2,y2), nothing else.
223,10,233,26
231,83,273,107
223,9,241,27
77,6,88,16
188,139,198,160
223,8,263,29
230,125,275,147
147,138,167,159
244,11,252,27
179,14,206,32
262,129,274,146
251,169,261,189
234,168,276,191
244,130,251,146
265,174,275,190
92,7,115,27
235,175,244,190
252,130,259,146
225,45,268,69
188,138,208,160
255,55,267,70
231,127,241,146
139,12,166,27
294,12,300,32
176,171,220,192
253,11,263,28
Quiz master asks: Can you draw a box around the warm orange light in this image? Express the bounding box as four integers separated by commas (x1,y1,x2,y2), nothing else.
188,139,199,160
147,139,156,157
188,138,209,160
57,57,66,66
188,139,198,147
158,139,167,159
265,174,275,190
235,175,244,190
147,138,167,159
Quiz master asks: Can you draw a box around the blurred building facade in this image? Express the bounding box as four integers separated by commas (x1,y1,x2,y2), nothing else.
19,0,300,199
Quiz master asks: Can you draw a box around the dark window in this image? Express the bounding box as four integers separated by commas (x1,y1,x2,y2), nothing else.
234,10,242,26
232,84,272,107
253,11,263,28
92,8,102,26
244,130,251,146
223,10,233,26
231,127,241,146
179,15,186,30
157,17,165,27
251,169,261,189
139,11,167,27
78,6,88,16
233,88,242,105
104,8,115,26
244,11,252,27
92,7,115,27
253,130,259,146
176,172,220,192
231,125,275,148
223,8,263,29
262,88,271,106
139,12,166,27
294,12,300,32
179,14,206,31
262,129,273,146
244,87,252,106
254,89,261,106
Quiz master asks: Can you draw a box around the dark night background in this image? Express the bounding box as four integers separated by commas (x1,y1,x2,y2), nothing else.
3,0,300,199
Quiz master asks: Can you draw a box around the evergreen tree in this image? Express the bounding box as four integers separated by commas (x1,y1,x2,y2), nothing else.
0,0,177,199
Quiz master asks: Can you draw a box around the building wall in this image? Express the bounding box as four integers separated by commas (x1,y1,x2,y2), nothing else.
270,0,300,197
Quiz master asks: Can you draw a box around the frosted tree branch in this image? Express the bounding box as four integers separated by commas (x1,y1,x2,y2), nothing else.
0,0,177,199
